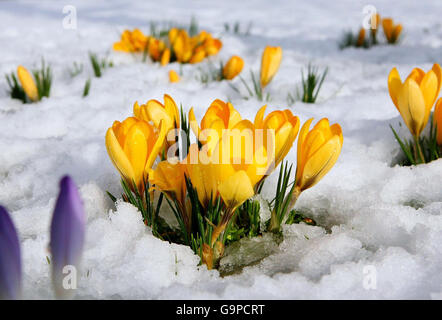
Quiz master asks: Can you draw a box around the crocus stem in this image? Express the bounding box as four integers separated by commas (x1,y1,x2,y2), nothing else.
287,186,302,213
414,135,425,164
269,186,302,233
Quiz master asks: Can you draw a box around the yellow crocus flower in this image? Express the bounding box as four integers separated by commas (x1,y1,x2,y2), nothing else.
254,105,300,168
388,64,442,138
149,160,188,216
294,118,343,193
105,117,167,193
260,46,282,88
17,66,39,102
173,30,193,63
204,38,222,56
160,48,171,66
189,47,206,64
382,18,402,44
434,98,442,146
189,99,242,154
134,94,180,133
222,56,244,80
169,70,180,83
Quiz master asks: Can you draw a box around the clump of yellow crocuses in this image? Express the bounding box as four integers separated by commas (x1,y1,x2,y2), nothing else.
106,95,343,269
339,13,402,49
382,18,402,44
113,27,222,66
388,64,442,164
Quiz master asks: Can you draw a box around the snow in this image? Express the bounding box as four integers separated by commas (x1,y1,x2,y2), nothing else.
1,0,442,299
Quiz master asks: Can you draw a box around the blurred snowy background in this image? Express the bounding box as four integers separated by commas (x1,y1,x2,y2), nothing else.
1,0,442,299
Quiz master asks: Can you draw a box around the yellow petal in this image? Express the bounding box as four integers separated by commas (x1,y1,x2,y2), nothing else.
123,124,149,187
105,128,135,185
145,120,167,173
218,170,254,211
388,68,402,111
298,135,342,191
17,66,39,102
397,78,427,136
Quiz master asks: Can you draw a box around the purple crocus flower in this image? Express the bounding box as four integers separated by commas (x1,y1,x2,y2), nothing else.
0,206,21,300
50,176,85,299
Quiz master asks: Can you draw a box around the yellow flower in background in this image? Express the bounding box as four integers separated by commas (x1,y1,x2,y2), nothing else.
203,37,222,56
134,94,180,134
434,98,442,145
113,29,148,53
388,64,442,138
169,70,180,83
223,56,244,80
382,18,402,43
189,47,206,64
294,118,343,193
356,28,365,47
260,46,282,88
173,30,193,63
17,65,39,102
254,105,300,168
105,117,167,193
160,48,171,66
189,99,242,154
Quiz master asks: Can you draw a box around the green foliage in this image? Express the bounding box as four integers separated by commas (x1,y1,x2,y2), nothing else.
82,78,91,97
391,118,441,166
196,61,223,84
339,30,372,50
230,71,270,102
107,179,174,241
5,72,27,103
268,162,296,232
33,59,52,100
285,210,316,226
288,63,328,104
225,199,261,245
224,21,252,36
89,52,113,78
68,62,83,78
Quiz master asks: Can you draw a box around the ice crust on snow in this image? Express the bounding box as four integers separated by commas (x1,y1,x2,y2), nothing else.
1,0,442,299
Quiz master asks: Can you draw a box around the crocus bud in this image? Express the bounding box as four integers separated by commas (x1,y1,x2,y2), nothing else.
260,46,282,88
50,176,86,299
223,56,244,80
0,206,21,300
17,65,39,102
295,118,343,192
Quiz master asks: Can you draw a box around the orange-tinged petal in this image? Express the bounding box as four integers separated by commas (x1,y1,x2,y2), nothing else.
434,98,442,145
260,46,282,88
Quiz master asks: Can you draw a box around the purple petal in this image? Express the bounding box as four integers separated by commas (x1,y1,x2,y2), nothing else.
50,176,85,297
0,206,21,300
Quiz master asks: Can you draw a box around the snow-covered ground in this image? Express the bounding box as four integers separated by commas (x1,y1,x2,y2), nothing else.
1,0,442,299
